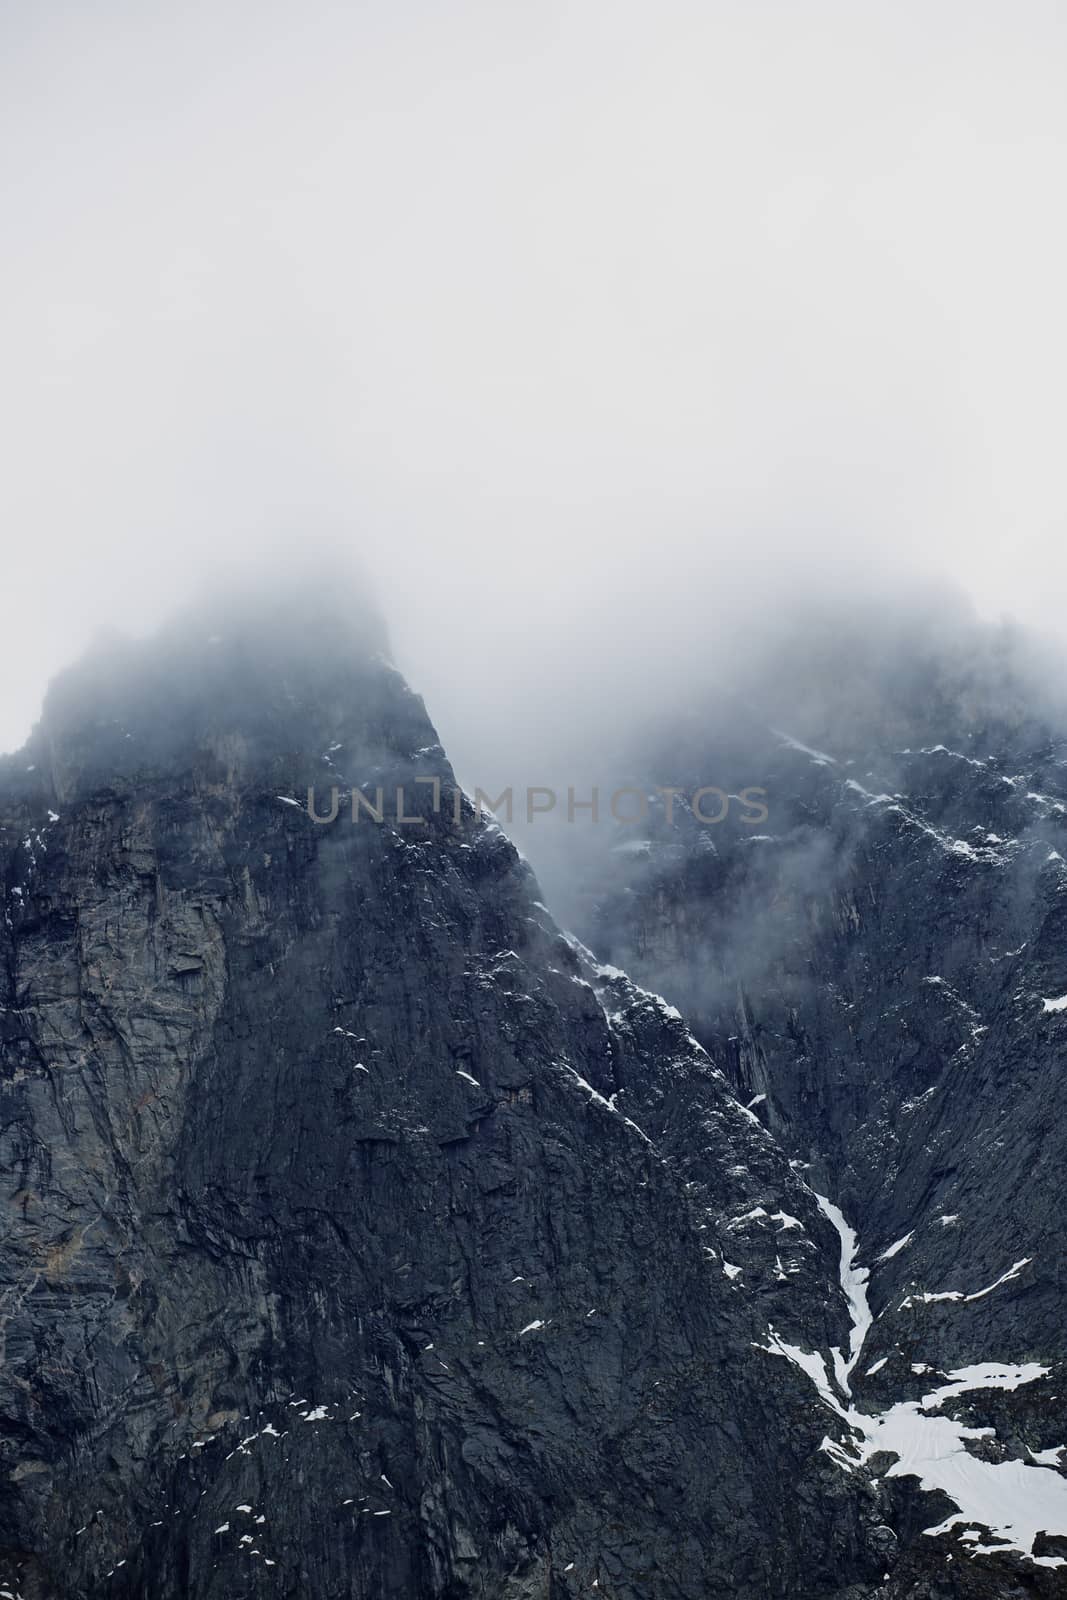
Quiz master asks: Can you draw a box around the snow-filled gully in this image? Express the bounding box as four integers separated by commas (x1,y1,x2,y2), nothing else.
759,1196,1067,1571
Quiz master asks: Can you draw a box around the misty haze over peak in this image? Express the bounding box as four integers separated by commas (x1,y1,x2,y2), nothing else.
7,11,1067,1596
7,556,1065,950
3,0,1067,761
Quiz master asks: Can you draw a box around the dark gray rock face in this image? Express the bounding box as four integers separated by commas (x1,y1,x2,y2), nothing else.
0,598,893,1598
568,616,1067,1593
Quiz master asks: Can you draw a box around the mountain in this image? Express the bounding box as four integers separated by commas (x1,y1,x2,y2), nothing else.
0,587,894,1600
563,608,1067,1590
3,588,1065,1597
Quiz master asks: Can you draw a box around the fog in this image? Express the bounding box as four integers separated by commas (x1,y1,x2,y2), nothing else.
3,0,1067,790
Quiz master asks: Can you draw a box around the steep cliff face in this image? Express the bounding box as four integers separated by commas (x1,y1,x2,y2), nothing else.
0,597,893,1599
573,620,1067,1590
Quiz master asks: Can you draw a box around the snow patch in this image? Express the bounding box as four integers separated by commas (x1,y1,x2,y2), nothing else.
900,1257,1032,1308
877,1231,914,1263
761,1194,1062,1571
770,1211,803,1231
813,1193,872,1397
772,729,838,767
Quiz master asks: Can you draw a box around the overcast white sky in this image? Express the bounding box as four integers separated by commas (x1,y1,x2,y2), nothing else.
2,0,1066,757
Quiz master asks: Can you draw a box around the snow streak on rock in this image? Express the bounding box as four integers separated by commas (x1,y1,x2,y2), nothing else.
763,1198,1067,1570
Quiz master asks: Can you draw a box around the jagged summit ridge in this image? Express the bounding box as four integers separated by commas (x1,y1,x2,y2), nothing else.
0,610,896,1599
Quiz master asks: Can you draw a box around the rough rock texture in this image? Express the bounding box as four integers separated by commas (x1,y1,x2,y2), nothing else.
0,595,898,1599
570,616,1067,1594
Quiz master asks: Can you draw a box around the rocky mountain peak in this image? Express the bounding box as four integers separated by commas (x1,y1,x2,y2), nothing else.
0,602,905,1599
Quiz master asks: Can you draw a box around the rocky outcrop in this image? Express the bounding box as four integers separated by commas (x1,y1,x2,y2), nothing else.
572,617,1067,1590
0,592,891,1599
